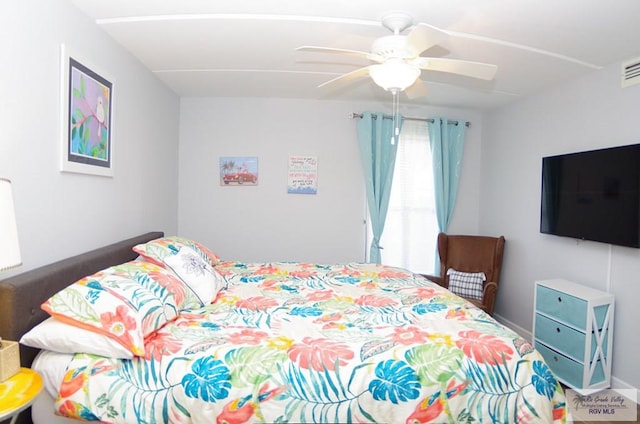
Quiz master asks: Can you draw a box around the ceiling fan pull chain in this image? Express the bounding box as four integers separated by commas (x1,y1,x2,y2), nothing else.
391,89,400,145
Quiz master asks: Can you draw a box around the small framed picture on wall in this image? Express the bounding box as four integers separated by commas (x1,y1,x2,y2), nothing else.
219,156,258,186
287,155,317,194
60,44,114,177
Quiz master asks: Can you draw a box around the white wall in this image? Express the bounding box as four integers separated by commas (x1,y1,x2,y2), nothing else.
482,61,640,389
0,1,180,274
178,97,482,263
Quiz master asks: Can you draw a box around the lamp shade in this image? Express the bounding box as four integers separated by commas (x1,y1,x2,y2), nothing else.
0,178,21,271
369,59,421,92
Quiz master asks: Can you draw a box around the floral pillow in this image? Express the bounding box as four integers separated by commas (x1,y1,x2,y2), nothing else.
41,262,180,356
163,246,227,307
447,268,486,301
133,236,219,268
106,260,199,311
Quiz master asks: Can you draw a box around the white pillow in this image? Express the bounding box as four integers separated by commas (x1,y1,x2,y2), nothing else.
31,349,74,398
447,268,486,301
163,246,227,306
20,317,133,359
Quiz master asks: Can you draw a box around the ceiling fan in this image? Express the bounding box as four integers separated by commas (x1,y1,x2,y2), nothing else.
296,12,498,98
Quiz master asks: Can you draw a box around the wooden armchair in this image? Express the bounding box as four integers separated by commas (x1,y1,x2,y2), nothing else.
424,232,505,316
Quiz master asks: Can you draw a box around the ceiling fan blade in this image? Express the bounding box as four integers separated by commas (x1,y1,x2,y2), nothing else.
317,66,371,88
296,46,383,62
405,23,448,56
404,80,429,99
414,57,497,80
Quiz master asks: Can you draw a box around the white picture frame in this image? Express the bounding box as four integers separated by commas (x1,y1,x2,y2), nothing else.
60,44,115,177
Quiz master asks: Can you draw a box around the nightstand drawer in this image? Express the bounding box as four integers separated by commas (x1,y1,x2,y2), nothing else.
535,285,587,329
534,313,608,360
535,313,585,359
535,342,606,389
535,342,583,388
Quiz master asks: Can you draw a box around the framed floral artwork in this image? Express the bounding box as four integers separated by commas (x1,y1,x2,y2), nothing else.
60,44,114,177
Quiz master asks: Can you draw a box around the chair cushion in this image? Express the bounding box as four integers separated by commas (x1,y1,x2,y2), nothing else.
447,268,486,301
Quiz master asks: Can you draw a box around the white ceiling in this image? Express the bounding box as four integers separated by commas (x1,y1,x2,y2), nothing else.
70,0,640,110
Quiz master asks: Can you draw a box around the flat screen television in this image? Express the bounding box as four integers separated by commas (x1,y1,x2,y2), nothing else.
540,143,640,248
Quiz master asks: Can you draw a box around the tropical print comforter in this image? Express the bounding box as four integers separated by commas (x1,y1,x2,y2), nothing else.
55,261,566,423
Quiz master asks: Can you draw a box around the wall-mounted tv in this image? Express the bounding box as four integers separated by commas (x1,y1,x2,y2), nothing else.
540,143,640,248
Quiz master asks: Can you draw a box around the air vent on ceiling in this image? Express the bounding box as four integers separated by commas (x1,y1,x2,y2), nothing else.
621,58,640,88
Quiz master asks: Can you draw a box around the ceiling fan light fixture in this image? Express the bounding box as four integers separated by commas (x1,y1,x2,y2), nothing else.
369,60,420,92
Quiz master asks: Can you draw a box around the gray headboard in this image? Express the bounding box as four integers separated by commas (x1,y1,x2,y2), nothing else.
0,231,163,368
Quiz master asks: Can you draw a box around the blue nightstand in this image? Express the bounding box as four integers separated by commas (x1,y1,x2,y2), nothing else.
533,279,614,393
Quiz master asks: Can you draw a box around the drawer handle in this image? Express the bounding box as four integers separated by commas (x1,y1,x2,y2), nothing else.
557,296,562,303
553,356,558,362
556,327,561,333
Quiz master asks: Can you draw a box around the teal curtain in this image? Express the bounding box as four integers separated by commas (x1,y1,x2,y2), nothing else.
428,117,468,233
357,112,401,263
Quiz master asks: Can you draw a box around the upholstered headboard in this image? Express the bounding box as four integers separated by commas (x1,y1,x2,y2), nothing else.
0,231,163,368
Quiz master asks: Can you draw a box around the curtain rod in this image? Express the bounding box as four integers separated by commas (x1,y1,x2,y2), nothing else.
349,112,470,127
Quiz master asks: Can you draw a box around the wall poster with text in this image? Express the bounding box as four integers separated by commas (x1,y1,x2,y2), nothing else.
287,155,317,194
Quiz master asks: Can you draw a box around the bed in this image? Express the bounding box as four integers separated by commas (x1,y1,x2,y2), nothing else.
0,232,567,424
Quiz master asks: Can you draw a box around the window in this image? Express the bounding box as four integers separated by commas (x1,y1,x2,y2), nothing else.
377,119,439,274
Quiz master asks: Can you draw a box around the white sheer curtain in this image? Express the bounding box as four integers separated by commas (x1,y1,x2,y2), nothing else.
377,119,439,274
